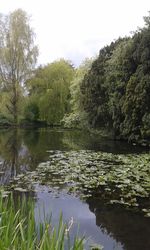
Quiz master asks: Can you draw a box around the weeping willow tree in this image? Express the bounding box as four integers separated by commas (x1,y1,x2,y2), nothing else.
26,59,74,125
0,9,38,124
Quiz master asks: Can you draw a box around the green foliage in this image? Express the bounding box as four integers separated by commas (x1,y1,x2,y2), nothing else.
62,58,93,128
62,112,88,129
38,151,150,216
81,41,122,128
0,194,84,249
7,149,150,215
0,8,150,143
0,114,11,126
80,13,150,142
27,59,74,125
24,102,39,122
0,9,38,124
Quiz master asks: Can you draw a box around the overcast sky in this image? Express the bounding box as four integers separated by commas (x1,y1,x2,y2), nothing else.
1,0,150,66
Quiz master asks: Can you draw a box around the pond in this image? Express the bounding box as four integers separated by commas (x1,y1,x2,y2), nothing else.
0,128,150,250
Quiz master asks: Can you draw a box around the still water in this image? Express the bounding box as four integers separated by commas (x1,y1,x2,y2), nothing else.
0,128,149,250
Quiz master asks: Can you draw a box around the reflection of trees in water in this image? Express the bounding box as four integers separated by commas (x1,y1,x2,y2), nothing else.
0,128,149,250
0,130,18,184
0,128,73,185
62,130,148,153
5,129,20,177
0,129,31,184
0,128,62,186
88,198,150,250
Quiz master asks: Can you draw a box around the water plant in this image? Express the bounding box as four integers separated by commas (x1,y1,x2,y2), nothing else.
0,194,84,250
3,150,150,216
36,150,150,215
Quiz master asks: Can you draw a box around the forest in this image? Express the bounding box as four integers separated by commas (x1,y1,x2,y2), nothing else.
0,9,150,145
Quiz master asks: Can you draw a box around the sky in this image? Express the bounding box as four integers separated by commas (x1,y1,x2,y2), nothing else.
0,0,150,67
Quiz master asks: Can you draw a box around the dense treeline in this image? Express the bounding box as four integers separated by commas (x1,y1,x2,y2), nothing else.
80,16,150,143
0,9,150,143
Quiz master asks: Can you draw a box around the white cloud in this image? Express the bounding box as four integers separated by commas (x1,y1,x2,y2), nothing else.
0,0,150,66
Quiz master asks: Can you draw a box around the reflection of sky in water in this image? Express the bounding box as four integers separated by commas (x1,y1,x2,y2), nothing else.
0,128,149,250
34,186,123,250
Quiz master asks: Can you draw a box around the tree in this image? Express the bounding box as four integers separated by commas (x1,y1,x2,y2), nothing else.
24,102,39,122
80,12,150,143
106,37,135,136
0,9,38,124
80,42,119,128
27,59,74,125
62,58,93,128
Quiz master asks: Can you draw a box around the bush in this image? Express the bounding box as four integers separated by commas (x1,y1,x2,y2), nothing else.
24,102,39,122
62,112,89,129
0,114,11,126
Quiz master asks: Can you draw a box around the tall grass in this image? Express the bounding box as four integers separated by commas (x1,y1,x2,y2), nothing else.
0,194,84,250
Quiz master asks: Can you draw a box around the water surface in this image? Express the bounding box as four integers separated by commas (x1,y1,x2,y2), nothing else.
0,128,149,250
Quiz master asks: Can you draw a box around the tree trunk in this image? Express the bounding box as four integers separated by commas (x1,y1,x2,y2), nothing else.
12,82,18,125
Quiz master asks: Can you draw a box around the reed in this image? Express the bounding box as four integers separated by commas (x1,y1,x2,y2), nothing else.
0,194,84,250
